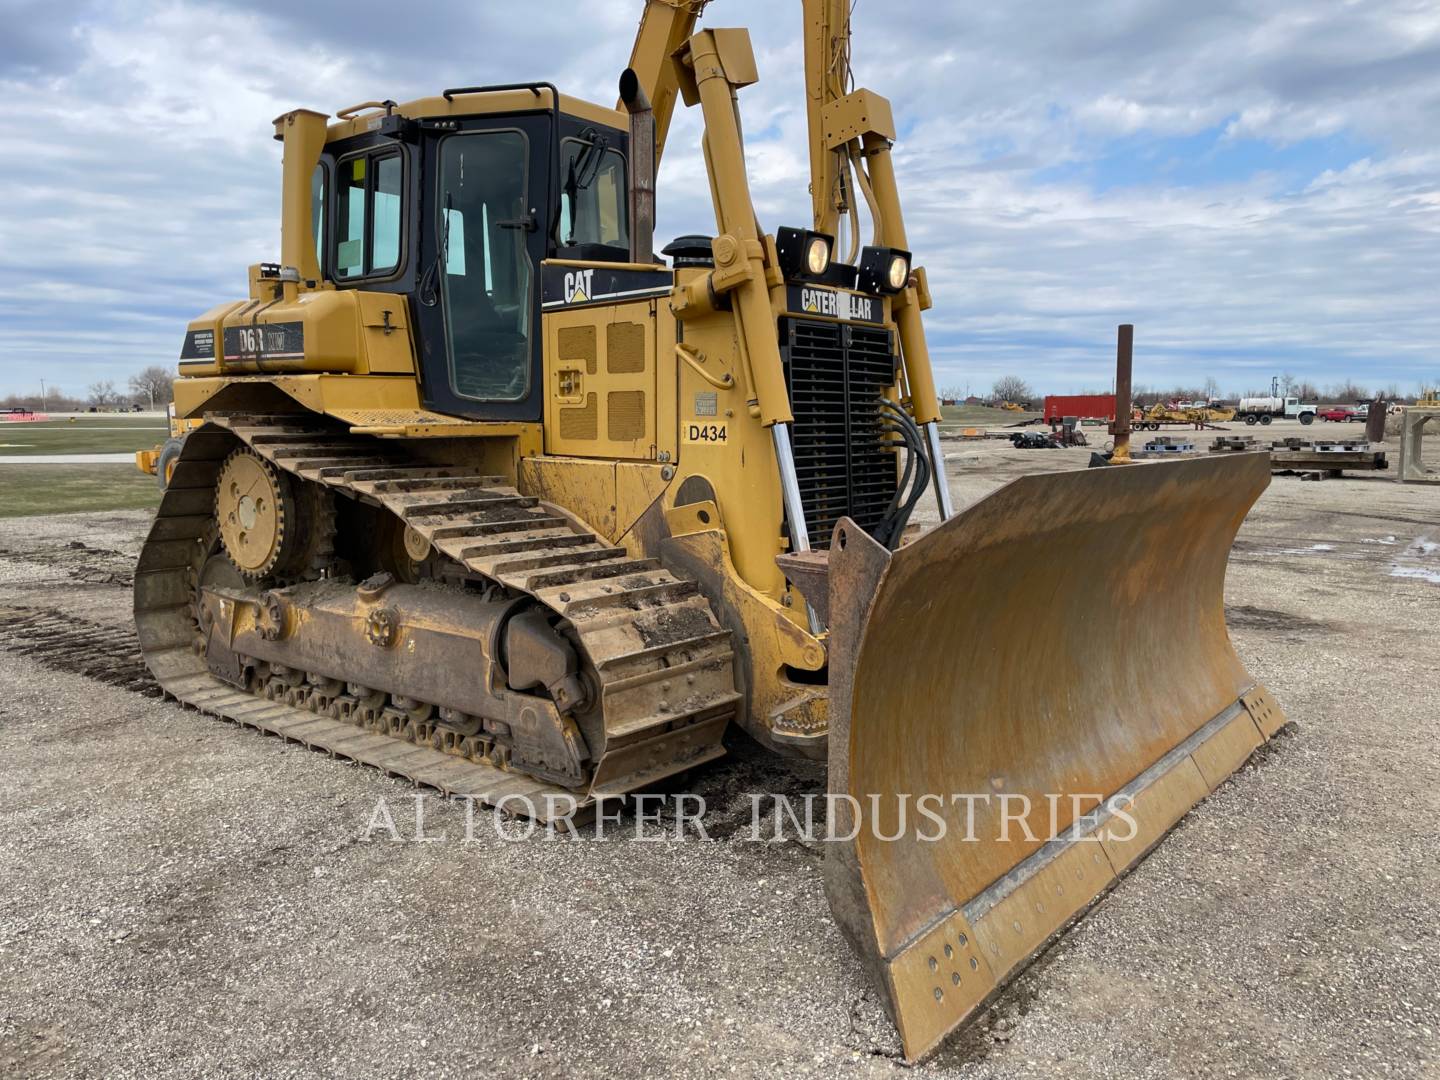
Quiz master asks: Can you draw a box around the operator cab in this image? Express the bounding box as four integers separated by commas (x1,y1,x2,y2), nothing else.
314,86,637,422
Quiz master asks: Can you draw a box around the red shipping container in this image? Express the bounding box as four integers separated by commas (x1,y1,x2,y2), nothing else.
1043,394,1115,424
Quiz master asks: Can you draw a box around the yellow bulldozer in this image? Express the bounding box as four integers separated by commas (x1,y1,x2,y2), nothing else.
134,0,1287,1060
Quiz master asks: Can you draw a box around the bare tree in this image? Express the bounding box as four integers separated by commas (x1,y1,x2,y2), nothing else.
1202,376,1220,403
3,390,83,411
991,375,1033,404
87,380,119,407
1279,372,1297,396
128,365,174,410
1324,380,1370,403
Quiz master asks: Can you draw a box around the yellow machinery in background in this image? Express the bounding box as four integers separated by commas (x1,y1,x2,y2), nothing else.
1136,402,1236,428
133,0,1286,1060
135,405,203,487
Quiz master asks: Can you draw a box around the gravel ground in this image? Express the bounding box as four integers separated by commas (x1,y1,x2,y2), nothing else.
0,439,1437,1079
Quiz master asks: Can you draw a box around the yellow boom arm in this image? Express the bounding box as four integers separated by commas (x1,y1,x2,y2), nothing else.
625,0,708,168
798,0,947,471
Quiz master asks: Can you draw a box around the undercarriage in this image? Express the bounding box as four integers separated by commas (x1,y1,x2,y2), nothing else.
133,415,741,817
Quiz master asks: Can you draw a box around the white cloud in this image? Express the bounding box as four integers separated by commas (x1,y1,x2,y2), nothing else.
0,0,1438,401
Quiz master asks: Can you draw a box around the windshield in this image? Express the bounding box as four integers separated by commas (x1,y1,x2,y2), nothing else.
559,135,628,250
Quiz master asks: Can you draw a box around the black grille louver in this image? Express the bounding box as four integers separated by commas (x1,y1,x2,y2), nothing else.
781,318,898,548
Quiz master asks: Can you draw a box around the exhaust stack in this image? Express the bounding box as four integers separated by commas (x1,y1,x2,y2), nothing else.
619,68,656,264
272,109,329,288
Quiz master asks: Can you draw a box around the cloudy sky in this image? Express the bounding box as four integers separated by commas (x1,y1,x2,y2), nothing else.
2,0,1438,400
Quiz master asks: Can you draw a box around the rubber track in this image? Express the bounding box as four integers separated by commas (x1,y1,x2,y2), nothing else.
133,415,741,816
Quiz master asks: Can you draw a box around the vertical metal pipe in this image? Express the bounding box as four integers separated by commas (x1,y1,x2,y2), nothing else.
923,420,955,520
772,424,824,633
1110,323,1134,463
619,69,655,264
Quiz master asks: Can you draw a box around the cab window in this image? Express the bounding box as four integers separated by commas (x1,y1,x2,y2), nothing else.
437,130,533,402
559,135,628,251
335,150,404,279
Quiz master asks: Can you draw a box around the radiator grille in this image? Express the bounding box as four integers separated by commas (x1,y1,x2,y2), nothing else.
781,318,897,547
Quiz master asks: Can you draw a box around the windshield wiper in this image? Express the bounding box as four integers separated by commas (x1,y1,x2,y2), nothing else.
419,190,454,307
564,131,609,202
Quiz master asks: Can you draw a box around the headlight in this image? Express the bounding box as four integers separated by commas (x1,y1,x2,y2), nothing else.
776,226,837,281
806,235,831,276
886,253,909,290
859,245,913,295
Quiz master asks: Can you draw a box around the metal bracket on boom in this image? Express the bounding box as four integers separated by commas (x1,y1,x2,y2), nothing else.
820,89,896,150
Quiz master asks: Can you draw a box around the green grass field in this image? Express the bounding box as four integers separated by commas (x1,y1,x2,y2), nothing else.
0,465,161,518
937,404,1041,426
0,417,168,456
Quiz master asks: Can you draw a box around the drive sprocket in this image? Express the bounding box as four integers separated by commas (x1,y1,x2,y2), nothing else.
215,447,302,580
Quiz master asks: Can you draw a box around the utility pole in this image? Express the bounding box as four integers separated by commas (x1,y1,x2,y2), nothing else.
39,379,46,411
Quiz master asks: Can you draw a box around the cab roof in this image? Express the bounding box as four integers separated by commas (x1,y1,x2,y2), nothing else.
323,87,626,143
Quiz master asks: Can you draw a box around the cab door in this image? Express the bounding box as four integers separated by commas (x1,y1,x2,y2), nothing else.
413,116,551,421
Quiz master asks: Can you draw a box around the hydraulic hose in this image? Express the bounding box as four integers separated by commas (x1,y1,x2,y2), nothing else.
876,401,930,550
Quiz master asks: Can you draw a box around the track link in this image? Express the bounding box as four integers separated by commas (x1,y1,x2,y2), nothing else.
133,415,741,816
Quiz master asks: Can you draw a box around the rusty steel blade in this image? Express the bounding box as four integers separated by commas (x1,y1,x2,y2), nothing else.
822,453,1287,1062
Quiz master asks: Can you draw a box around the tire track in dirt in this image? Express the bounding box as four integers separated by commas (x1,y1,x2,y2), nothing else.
0,606,161,696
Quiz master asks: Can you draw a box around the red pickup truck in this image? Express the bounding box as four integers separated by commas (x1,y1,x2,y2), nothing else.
1319,407,1356,422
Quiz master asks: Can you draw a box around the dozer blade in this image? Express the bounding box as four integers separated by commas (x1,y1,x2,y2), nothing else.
822,453,1287,1062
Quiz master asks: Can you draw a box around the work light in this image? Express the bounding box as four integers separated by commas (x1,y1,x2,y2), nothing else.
776,226,834,281
806,236,831,275
859,245,911,295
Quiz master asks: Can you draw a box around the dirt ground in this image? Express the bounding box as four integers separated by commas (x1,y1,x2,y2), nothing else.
0,435,1436,1079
